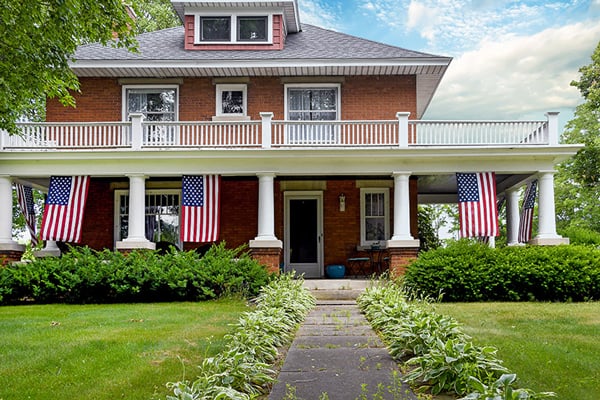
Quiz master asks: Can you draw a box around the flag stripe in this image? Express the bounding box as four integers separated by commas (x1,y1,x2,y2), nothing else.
457,172,499,238
16,184,38,246
41,176,90,243
181,175,220,243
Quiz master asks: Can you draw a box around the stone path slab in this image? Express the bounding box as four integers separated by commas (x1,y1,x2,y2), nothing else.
268,301,417,400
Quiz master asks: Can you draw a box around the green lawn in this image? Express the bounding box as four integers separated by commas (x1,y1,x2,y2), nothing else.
435,302,600,400
0,299,248,400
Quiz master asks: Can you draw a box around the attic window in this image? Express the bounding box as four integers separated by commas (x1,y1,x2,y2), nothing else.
195,13,272,44
238,16,267,41
200,16,231,41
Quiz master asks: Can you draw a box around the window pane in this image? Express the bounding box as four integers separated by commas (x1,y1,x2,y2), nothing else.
119,193,180,244
221,90,244,114
366,217,385,241
288,88,338,120
201,17,231,41
238,16,267,41
365,193,385,217
126,89,176,121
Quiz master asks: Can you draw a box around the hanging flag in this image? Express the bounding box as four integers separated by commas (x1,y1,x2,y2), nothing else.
16,184,39,246
456,172,499,238
518,180,537,243
41,176,90,243
181,175,221,243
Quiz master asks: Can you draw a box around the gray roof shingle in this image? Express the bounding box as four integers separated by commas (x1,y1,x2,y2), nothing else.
73,23,448,62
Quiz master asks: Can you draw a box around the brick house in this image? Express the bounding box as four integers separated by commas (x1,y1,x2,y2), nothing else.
0,0,581,276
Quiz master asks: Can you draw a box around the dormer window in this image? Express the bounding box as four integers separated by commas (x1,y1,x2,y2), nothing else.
196,13,272,44
200,16,231,41
238,16,267,41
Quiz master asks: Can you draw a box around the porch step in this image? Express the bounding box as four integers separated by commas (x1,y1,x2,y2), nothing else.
303,279,371,300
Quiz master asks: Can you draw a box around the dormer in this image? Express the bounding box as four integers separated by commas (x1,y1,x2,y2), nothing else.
170,0,301,51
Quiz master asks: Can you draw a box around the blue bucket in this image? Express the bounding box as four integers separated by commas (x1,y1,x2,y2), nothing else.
326,264,345,279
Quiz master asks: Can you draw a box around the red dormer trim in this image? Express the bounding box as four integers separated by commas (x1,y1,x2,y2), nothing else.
184,14,285,51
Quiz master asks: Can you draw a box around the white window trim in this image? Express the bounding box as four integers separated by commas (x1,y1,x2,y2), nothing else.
114,189,182,247
215,84,248,118
121,84,180,121
283,83,341,121
360,188,390,247
194,11,274,44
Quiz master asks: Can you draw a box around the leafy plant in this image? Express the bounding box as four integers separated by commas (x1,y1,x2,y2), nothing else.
460,374,556,400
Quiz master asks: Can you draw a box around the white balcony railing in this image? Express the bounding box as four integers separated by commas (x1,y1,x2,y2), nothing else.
0,112,560,151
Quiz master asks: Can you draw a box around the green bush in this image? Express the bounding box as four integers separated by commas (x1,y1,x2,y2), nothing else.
0,243,273,304
559,226,600,246
404,241,600,302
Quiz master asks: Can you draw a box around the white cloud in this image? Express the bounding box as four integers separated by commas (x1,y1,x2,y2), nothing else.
425,22,600,121
407,1,439,40
298,0,340,30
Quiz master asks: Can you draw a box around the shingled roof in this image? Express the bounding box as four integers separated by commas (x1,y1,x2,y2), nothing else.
71,24,451,118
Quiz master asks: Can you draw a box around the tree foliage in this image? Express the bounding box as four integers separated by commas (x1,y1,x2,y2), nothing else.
131,0,180,33
0,0,138,134
556,40,600,231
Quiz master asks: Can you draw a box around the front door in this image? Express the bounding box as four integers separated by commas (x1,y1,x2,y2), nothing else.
284,192,323,278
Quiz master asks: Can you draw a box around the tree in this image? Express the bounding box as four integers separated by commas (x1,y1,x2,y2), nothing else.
0,0,138,134
556,40,600,231
131,0,180,33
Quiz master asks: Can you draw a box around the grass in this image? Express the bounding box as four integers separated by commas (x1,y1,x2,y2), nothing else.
435,302,600,400
0,299,248,400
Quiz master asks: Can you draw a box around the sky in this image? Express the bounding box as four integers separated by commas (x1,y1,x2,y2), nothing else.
298,0,600,129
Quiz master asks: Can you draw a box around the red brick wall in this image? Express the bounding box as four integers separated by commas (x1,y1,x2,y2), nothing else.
79,179,115,250
342,76,417,120
46,78,121,122
219,179,259,248
184,15,285,51
46,76,417,122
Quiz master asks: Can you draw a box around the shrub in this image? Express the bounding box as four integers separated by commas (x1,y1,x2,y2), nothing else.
0,243,273,304
559,226,600,246
404,241,600,302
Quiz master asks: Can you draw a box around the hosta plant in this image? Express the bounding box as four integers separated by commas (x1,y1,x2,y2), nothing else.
460,374,556,400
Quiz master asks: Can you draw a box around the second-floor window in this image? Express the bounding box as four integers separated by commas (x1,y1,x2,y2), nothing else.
124,86,177,121
216,84,247,117
286,86,339,121
198,14,270,43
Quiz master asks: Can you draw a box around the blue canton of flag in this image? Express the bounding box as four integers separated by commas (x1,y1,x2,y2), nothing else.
182,175,204,207
47,176,73,205
457,173,480,202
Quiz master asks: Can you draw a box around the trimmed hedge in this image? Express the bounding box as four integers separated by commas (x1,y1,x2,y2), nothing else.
404,241,600,302
0,243,273,304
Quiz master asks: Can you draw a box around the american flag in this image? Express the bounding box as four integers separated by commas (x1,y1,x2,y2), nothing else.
16,184,38,246
456,172,499,238
41,176,90,243
518,180,537,243
180,175,221,243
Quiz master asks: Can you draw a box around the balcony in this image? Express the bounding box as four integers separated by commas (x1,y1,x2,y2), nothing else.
0,112,560,151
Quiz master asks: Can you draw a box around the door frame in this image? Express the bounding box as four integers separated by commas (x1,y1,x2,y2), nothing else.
283,191,324,278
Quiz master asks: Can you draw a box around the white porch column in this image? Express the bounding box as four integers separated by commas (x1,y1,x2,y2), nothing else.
506,188,521,246
387,172,419,247
530,170,569,245
249,173,282,248
0,175,24,251
116,174,155,250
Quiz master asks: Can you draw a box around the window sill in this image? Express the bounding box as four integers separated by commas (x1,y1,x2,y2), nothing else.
212,115,251,122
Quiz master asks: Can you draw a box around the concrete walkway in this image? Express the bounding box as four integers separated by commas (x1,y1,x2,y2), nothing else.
268,293,417,399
